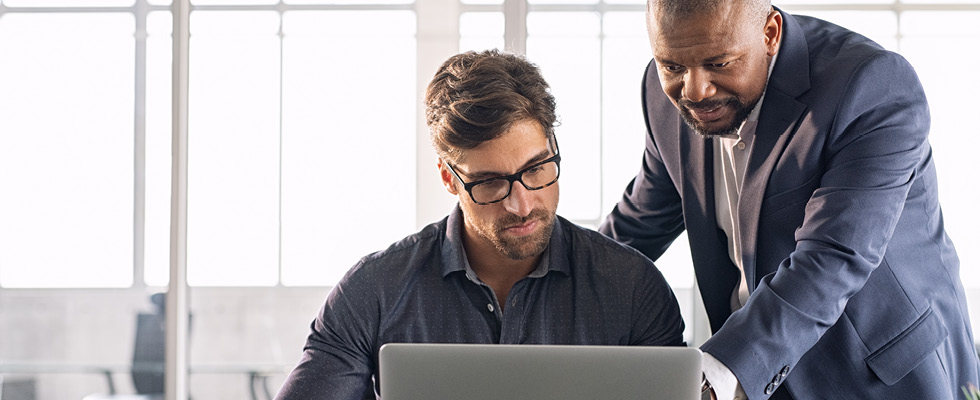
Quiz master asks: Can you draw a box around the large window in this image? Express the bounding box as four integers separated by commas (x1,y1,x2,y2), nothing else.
898,10,980,287
182,9,417,287
0,11,136,288
1,1,977,291
0,0,419,289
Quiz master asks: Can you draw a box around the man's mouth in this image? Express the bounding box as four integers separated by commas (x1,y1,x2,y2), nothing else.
502,219,538,236
688,104,727,123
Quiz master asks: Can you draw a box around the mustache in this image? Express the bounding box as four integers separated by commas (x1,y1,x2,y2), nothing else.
495,209,552,230
679,97,739,112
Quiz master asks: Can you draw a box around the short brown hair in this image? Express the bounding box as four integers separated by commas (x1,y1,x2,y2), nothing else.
425,49,557,164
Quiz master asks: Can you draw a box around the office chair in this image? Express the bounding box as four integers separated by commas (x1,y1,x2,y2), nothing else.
82,293,167,400
1,375,38,400
131,293,166,396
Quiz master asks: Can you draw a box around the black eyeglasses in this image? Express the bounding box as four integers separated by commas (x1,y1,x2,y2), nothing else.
445,140,561,205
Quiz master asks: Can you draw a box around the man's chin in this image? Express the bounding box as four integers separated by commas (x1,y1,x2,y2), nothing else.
684,117,740,138
680,96,761,138
494,220,554,260
496,234,548,260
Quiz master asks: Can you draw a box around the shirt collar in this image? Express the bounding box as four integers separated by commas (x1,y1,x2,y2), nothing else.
440,204,568,279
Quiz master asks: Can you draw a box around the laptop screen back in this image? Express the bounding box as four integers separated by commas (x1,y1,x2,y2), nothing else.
379,343,702,400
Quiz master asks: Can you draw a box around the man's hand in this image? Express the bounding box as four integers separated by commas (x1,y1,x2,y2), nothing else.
701,373,717,400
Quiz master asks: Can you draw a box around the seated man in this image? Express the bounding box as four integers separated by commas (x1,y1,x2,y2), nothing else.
273,49,685,400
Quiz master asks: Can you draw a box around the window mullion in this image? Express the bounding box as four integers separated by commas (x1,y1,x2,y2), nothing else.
503,0,527,54
134,0,148,289
415,0,460,228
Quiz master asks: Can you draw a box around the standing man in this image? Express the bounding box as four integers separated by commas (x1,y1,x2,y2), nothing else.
274,49,685,400
600,1,980,399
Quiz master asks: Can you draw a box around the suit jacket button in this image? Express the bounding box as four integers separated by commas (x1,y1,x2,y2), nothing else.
771,375,782,385
765,382,776,395
780,366,790,377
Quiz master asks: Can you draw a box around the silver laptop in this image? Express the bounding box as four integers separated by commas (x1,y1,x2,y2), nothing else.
379,343,702,400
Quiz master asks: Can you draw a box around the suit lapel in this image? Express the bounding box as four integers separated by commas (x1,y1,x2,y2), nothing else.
737,9,811,290
681,123,713,223
678,114,744,332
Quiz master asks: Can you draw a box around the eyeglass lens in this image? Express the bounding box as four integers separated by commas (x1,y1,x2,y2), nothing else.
470,160,559,204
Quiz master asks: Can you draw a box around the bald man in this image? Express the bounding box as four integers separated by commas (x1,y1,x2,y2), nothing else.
601,1,980,399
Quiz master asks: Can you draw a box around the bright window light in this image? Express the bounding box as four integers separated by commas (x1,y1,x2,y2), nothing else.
3,0,135,6
279,10,417,286
527,12,602,222
144,11,174,287
186,11,282,286
900,11,980,288
1,2,978,291
0,13,135,288
460,12,504,52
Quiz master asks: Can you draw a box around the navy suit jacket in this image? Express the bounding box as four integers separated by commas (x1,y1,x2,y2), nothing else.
600,9,980,399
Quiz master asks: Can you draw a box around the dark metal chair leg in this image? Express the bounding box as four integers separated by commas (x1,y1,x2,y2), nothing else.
102,370,117,394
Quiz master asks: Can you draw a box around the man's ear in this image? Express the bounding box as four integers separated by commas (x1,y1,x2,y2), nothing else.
438,159,459,195
764,9,782,56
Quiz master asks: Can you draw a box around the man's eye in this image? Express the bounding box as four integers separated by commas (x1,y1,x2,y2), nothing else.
708,62,730,68
663,65,684,73
475,179,507,189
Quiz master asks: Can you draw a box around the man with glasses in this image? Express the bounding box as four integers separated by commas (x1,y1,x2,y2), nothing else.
273,49,685,400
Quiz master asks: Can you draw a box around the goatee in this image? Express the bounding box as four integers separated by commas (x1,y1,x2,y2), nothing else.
492,210,555,260
679,96,759,138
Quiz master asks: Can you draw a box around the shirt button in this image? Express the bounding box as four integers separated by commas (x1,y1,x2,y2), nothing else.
736,141,746,150
487,303,494,312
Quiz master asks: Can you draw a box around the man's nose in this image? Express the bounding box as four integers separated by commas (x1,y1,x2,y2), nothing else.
501,180,533,217
682,69,716,103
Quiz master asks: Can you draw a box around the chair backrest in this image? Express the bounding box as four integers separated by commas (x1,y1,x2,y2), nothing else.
131,312,165,394
131,293,167,394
